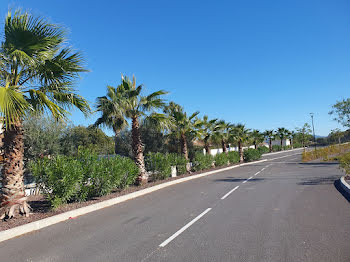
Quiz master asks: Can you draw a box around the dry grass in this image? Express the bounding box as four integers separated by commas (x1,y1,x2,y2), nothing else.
302,143,350,162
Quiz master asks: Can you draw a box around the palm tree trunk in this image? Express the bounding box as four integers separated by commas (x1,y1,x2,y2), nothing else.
222,139,227,153
280,138,283,150
204,138,211,155
113,129,120,155
238,140,243,163
269,138,272,152
180,133,190,172
0,121,30,219
180,133,189,160
131,117,147,185
290,138,293,149
254,141,257,150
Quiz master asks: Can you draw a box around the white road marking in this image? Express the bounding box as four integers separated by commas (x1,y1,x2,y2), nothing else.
159,208,212,247
221,186,239,200
247,176,253,180
242,180,247,184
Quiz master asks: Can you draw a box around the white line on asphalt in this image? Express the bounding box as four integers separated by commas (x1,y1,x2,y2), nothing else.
159,208,212,247
221,186,239,200
242,180,247,184
247,176,253,180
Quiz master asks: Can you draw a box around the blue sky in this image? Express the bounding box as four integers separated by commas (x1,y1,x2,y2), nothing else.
2,0,349,136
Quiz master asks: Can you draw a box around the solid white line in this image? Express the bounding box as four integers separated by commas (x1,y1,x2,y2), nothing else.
221,186,239,200
159,208,212,247
242,180,247,184
247,176,253,180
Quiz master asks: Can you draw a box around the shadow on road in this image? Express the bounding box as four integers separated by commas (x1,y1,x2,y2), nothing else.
334,179,350,203
297,175,340,186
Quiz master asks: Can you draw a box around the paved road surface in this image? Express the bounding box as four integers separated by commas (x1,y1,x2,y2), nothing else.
1,151,349,262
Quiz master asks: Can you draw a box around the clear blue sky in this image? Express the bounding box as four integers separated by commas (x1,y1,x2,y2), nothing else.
2,0,350,136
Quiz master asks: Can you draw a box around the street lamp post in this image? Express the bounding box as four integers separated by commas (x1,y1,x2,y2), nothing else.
310,113,316,151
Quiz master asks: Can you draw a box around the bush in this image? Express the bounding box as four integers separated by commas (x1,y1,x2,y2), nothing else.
192,153,214,171
257,146,269,154
227,151,240,164
168,153,188,175
272,145,282,152
283,145,291,150
214,153,229,167
243,148,262,162
145,152,172,180
145,152,188,180
30,149,138,208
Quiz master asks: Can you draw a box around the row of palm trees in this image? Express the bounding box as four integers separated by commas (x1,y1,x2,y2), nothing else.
0,10,309,219
94,76,302,184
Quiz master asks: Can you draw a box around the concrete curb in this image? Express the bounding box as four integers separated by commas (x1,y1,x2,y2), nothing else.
0,152,300,243
262,147,304,156
339,175,350,197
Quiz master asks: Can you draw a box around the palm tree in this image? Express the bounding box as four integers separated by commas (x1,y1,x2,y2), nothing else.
230,124,250,162
164,102,199,163
215,120,233,153
94,86,128,153
111,75,167,185
276,127,290,150
250,129,264,149
196,116,218,155
264,130,275,152
289,131,296,148
0,11,90,219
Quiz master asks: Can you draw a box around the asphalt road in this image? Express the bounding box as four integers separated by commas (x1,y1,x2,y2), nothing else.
1,150,349,262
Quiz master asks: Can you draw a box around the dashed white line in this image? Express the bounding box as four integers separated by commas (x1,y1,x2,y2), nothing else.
221,186,239,200
242,180,247,184
159,208,212,247
247,176,253,180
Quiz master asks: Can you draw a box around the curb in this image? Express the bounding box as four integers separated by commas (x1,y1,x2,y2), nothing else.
0,152,300,243
340,175,350,197
262,147,304,156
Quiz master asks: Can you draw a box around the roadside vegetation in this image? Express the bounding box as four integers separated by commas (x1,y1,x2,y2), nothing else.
0,9,349,220
302,143,350,162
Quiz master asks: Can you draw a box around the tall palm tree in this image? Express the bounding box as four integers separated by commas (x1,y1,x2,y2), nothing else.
289,131,296,148
0,11,90,219
163,102,199,163
276,127,290,150
215,120,233,153
250,129,264,149
112,75,168,185
196,115,218,155
230,124,250,163
94,86,128,153
264,130,275,152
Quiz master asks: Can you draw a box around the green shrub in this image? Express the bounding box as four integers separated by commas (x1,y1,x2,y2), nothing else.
30,149,138,208
214,153,229,167
145,152,188,180
168,153,188,175
145,152,171,180
283,145,291,150
192,153,214,171
227,151,240,164
243,148,262,162
272,145,282,152
257,146,269,154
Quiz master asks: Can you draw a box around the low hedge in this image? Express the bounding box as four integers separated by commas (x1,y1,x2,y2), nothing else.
214,153,229,167
145,152,188,180
272,145,282,152
257,146,269,154
243,148,262,162
192,153,214,171
227,151,240,164
30,149,138,208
